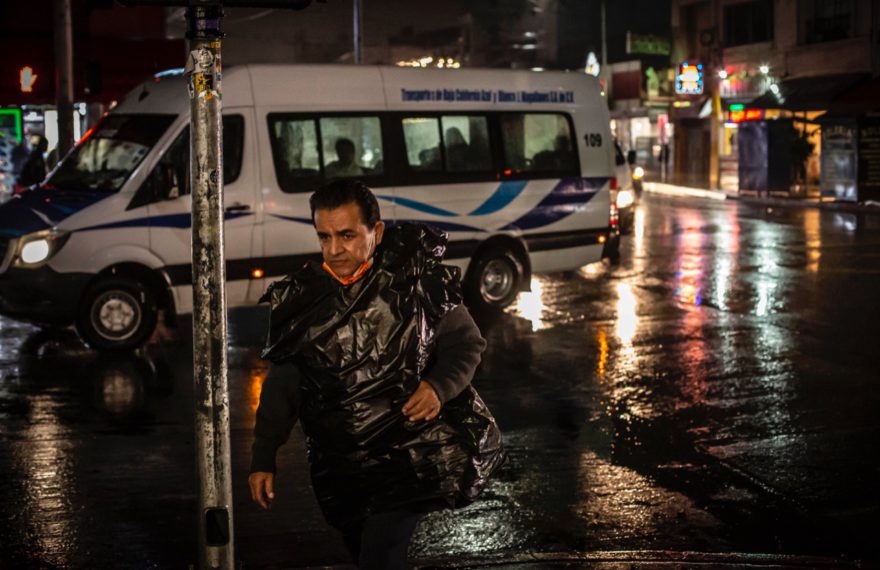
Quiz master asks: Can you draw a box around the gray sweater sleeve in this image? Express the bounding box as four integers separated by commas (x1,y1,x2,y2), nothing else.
250,362,301,474
424,304,487,404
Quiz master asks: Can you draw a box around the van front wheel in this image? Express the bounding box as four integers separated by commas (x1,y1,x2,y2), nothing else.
76,277,157,351
465,248,522,311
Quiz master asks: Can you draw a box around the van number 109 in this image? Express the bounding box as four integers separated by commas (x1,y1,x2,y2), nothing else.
585,133,603,147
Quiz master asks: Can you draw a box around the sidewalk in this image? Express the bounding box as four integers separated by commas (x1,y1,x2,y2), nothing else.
644,182,880,215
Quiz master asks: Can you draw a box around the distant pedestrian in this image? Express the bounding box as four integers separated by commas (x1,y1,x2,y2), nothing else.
659,142,670,182
10,138,30,179
16,135,48,189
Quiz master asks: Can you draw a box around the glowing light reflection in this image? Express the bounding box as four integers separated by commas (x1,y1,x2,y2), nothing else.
24,396,77,559
248,361,269,416
596,329,608,379
616,282,637,346
673,213,705,306
711,209,740,311
804,209,821,273
512,277,547,332
756,281,776,317
633,207,646,258
579,262,605,276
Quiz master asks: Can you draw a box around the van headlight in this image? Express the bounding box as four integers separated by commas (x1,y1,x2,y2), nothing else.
632,166,645,180
14,230,70,268
616,189,635,209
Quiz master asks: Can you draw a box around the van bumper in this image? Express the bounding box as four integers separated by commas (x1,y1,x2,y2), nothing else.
0,267,92,325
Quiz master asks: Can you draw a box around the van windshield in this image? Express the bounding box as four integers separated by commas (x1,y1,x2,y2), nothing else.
47,114,176,192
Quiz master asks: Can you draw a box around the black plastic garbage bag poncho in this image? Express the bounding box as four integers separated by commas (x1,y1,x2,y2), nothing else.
261,223,505,528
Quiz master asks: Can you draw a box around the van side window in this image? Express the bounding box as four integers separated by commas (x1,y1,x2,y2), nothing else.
268,114,384,193
271,118,321,187
441,116,492,173
223,115,245,182
128,115,245,209
402,117,442,172
402,115,492,175
320,116,383,178
500,113,578,177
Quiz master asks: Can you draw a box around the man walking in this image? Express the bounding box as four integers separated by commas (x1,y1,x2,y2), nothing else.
249,180,504,569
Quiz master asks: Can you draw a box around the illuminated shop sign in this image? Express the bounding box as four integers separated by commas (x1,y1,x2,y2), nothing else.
675,62,703,95
729,109,764,123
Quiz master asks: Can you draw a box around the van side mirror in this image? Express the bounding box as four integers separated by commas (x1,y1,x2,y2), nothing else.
626,150,636,165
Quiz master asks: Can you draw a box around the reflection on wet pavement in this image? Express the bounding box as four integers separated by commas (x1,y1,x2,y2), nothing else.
0,194,878,568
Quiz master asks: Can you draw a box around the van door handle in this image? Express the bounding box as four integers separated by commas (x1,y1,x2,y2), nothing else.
225,203,251,212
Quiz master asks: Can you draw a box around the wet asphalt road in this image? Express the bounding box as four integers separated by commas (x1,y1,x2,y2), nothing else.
1,193,879,569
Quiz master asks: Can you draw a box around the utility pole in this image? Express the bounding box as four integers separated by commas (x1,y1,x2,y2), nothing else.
353,0,363,64
53,0,74,156
184,3,234,568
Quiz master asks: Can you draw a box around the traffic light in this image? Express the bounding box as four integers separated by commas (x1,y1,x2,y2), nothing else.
19,67,38,93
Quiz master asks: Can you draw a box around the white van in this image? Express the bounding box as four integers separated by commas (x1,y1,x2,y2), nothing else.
0,64,619,350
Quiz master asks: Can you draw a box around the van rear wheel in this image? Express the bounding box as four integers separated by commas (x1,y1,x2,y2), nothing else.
76,276,157,351
465,248,522,311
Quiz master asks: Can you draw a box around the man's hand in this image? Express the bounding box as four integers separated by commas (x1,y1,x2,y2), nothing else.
249,471,275,510
402,380,441,421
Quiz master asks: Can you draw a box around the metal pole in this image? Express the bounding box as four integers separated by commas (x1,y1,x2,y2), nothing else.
53,0,74,156
708,0,721,191
184,3,234,569
600,0,607,71
599,0,610,97
353,0,363,64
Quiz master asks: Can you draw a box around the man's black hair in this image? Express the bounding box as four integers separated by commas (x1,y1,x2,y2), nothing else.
309,179,381,227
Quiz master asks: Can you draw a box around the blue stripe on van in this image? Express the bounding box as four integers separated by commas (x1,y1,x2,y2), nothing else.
374,195,458,217
377,182,529,218
468,180,528,215
500,177,607,231
269,213,313,224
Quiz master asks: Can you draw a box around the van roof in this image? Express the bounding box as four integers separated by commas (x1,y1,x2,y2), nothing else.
112,64,604,116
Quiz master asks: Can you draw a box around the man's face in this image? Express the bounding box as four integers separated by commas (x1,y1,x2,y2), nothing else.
314,201,384,278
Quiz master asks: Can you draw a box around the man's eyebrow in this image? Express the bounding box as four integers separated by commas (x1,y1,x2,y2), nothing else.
316,228,357,237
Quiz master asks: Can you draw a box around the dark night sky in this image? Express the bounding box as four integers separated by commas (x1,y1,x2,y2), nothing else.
558,0,672,70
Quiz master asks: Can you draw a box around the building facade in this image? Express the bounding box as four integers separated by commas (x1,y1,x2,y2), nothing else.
669,0,880,196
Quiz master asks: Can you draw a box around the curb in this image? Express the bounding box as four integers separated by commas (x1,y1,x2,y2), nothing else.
726,193,880,215
643,182,727,201
643,182,880,215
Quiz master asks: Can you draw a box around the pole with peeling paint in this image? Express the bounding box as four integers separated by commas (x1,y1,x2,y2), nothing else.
184,2,235,569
